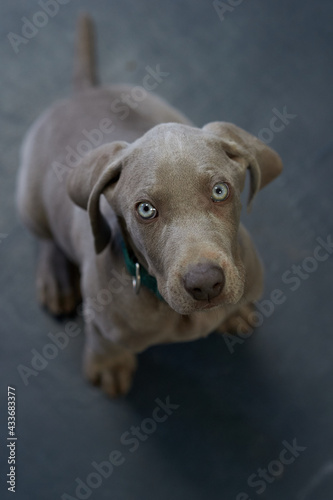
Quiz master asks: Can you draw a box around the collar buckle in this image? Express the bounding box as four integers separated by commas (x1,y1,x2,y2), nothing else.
132,262,141,295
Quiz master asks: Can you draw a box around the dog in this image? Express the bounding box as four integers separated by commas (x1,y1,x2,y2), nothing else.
16,14,283,397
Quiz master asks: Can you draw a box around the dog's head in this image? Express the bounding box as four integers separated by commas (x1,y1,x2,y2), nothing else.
67,122,282,315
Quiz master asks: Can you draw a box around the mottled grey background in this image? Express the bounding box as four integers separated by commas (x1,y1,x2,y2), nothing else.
1,1,333,499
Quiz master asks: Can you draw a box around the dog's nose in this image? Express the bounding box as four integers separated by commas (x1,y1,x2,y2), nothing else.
183,263,225,301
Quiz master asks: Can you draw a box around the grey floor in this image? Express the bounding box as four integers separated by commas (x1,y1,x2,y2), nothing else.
1,1,333,499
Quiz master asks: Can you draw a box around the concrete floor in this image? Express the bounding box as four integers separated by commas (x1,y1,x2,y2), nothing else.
1,1,333,499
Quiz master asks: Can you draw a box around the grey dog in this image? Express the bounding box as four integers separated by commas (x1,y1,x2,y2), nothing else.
17,15,283,397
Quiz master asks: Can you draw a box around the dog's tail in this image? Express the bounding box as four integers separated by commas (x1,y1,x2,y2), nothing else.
73,13,98,92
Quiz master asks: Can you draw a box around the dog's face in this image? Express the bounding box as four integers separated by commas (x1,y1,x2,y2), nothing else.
107,125,246,314
68,122,282,315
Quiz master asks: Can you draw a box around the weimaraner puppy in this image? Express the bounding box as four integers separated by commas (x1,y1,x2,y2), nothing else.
17,15,283,397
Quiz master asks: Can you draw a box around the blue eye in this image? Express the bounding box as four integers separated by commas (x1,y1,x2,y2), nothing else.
211,182,229,202
137,202,157,219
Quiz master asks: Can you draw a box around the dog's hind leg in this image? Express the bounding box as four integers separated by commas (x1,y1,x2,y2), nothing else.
36,240,81,316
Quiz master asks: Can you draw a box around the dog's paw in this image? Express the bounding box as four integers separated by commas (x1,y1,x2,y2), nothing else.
36,241,81,316
83,348,137,398
37,274,81,316
217,303,256,335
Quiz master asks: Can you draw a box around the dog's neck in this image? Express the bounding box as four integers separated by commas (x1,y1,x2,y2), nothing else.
119,234,164,301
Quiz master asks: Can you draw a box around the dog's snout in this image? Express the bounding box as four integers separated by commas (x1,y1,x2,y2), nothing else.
183,263,225,301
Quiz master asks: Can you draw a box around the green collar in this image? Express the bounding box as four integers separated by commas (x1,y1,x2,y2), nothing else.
120,240,164,301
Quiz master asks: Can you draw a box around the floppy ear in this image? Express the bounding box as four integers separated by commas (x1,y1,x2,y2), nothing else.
67,141,129,254
202,122,283,210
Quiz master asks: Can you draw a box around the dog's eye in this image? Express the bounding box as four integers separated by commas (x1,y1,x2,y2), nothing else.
211,182,230,202
137,202,157,220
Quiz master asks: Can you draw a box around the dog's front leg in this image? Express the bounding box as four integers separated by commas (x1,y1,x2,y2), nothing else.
83,321,137,397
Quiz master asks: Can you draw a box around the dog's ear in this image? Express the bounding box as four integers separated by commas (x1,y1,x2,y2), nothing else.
67,141,129,254
202,122,283,210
